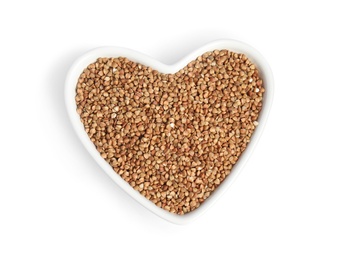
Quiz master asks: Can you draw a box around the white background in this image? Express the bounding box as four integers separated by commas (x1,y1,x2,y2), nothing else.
1,0,338,259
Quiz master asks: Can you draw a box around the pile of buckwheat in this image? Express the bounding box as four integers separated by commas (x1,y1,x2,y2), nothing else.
75,50,264,214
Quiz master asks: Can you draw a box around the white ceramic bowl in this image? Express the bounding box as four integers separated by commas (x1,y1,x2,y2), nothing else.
65,39,274,225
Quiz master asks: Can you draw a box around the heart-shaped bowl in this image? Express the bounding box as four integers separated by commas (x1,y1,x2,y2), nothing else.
65,39,274,224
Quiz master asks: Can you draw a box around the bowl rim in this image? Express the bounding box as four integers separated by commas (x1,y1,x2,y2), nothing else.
65,39,274,225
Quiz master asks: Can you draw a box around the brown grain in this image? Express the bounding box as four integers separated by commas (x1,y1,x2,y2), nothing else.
75,50,264,215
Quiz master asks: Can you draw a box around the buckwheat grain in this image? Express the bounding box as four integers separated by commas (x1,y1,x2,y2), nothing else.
75,50,264,215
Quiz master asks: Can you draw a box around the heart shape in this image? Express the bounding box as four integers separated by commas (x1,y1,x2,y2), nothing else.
65,40,273,224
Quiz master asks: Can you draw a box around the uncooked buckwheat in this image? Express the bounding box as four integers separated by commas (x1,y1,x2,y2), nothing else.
75,50,264,215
